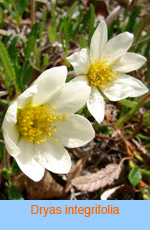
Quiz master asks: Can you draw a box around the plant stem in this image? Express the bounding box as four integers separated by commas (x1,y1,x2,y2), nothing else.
14,82,20,96
129,159,150,176
135,14,150,43
133,151,145,163
116,93,150,128
4,148,11,184
130,14,150,52
30,0,35,27
4,148,10,170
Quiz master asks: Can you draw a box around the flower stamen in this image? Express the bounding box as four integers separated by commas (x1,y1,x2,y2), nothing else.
87,58,120,88
17,103,65,144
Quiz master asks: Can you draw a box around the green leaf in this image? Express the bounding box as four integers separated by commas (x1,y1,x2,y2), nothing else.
128,167,142,186
143,109,150,126
1,104,9,122
98,125,112,135
88,4,95,47
15,62,24,91
25,22,39,59
108,21,115,39
47,25,57,43
42,54,50,69
8,185,24,200
34,44,41,68
77,104,91,118
124,7,129,21
120,99,137,108
67,2,78,18
8,35,19,61
42,8,47,22
0,99,9,105
144,40,150,75
133,16,148,41
81,7,91,32
0,142,4,160
2,168,10,180
137,134,150,141
1,1,16,17
146,144,150,150
51,3,56,26
81,1,97,34
11,161,21,173
63,16,70,53
125,7,142,32
0,40,16,88
16,0,28,15
39,23,44,45
72,8,83,36
22,61,33,85
0,4,3,26
3,34,13,46
78,34,87,48
116,15,122,34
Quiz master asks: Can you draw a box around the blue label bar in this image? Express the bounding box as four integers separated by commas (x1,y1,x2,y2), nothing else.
0,200,149,230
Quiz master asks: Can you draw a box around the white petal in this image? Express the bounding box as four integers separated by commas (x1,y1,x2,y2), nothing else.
34,140,71,174
103,74,149,101
32,66,67,106
54,114,95,148
2,101,17,129
67,48,90,75
87,87,105,123
16,138,45,182
90,20,107,62
3,125,20,158
50,82,91,114
102,32,134,64
17,84,38,109
70,75,89,85
113,53,146,73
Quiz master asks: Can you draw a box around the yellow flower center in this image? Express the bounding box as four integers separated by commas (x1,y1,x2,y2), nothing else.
17,103,65,144
87,58,118,88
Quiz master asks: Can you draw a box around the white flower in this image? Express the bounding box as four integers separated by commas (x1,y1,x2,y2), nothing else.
2,66,95,182
67,20,148,123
